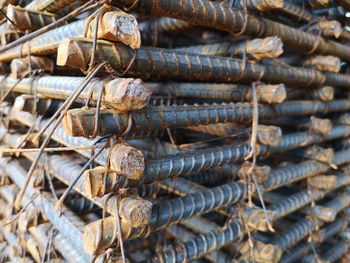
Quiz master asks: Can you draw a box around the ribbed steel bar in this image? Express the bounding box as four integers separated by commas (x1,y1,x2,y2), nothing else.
0,158,91,262
140,17,192,34
0,184,91,263
263,149,350,191
280,218,348,263
58,39,350,87
0,219,43,262
318,241,350,262
152,221,241,263
270,193,350,251
0,11,140,62
112,0,350,61
133,142,336,188
263,162,329,191
166,224,233,263
271,218,318,250
312,217,348,243
173,36,283,59
30,223,88,263
280,2,317,22
0,19,84,61
63,100,350,137
149,82,286,103
6,109,350,190
313,192,350,222
7,4,57,31
83,180,243,254
0,129,134,219
269,189,325,219
149,181,243,231
0,75,150,111
157,162,350,229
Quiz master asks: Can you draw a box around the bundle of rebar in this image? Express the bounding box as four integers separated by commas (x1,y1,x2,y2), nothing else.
1,0,350,262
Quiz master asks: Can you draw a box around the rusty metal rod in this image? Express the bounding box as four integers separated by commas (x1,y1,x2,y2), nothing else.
58,39,350,87
6,4,57,31
149,82,286,103
0,158,91,261
0,184,91,263
152,221,242,262
166,224,233,263
0,75,150,111
83,180,243,254
280,218,347,263
63,99,350,138
6,109,350,190
271,192,350,251
0,10,141,62
112,0,350,61
173,36,283,59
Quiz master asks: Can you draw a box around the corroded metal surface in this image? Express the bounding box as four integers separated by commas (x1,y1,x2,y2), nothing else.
0,0,350,262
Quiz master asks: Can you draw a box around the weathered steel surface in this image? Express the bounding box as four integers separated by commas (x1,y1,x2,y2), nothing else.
1,0,350,261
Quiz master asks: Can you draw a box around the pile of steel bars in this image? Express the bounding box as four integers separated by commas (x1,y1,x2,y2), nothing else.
0,0,350,262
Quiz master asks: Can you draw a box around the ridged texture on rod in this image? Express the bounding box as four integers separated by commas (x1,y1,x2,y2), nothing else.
58,40,350,87
0,158,91,261
152,221,241,262
115,0,350,61
149,181,243,231
63,100,350,137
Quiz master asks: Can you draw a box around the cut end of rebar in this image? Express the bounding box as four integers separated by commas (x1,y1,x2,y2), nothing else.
257,125,282,146
304,145,334,164
88,11,141,49
11,56,54,79
317,20,342,38
257,83,286,104
304,55,341,73
62,108,89,137
62,108,127,137
110,11,141,49
238,161,271,184
84,167,105,198
308,175,337,190
241,239,282,263
310,117,332,135
245,206,276,232
313,86,334,102
338,113,350,125
312,205,336,222
83,216,116,255
57,39,84,69
109,143,145,180
84,166,118,198
104,78,151,111
246,37,283,60
119,196,153,227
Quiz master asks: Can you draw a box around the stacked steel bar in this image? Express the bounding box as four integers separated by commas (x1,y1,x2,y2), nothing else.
0,0,350,262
